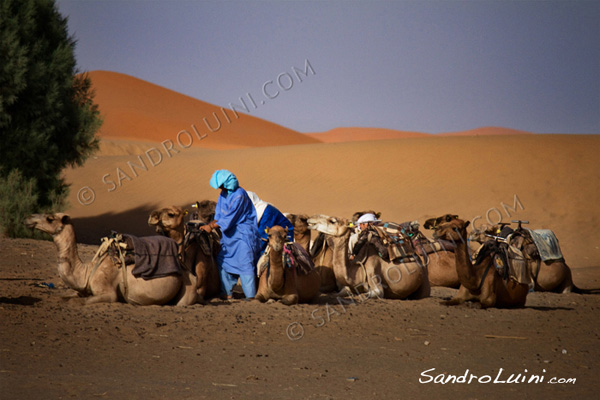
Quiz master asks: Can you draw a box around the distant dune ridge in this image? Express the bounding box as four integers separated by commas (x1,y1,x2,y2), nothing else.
62,71,599,271
307,126,534,143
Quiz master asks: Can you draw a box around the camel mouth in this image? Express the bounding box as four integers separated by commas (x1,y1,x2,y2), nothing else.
24,218,37,229
271,243,283,252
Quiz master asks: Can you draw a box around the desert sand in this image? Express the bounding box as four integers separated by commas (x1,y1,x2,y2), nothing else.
1,71,599,399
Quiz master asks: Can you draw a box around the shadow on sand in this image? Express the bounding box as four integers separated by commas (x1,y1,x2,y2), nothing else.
70,204,162,245
0,296,42,306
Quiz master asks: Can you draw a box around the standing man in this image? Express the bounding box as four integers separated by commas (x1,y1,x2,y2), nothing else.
205,170,260,299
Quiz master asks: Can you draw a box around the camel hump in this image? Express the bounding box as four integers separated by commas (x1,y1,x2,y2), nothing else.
283,242,315,274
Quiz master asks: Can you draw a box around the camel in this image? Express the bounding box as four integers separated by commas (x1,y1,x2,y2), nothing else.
25,213,197,306
405,222,460,288
308,215,429,300
423,214,459,229
286,214,311,251
255,226,321,305
148,205,221,302
469,223,580,293
309,231,337,292
287,213,337,292
433,218,529,308
191,200,217,223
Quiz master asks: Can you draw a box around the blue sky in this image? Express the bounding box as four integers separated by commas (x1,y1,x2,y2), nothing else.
56,0,599,134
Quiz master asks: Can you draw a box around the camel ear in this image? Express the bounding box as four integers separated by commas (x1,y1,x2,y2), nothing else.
148,211,160,226
284,226,289,233
56,213,70,224
464,221,471,228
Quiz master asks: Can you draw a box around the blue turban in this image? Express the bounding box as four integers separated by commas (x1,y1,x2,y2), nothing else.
210,170,239,192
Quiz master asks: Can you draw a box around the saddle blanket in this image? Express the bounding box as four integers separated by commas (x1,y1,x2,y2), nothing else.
123,234,183,280
526,229,564,262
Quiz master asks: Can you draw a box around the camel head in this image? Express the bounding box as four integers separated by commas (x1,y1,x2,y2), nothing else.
148,206,186,235
423,214,459,230
192,200,216,223
468,224,496,244
24,213,71,236
266,225,289,252
433,218,470,242
307,215,350,237
286,213,309,235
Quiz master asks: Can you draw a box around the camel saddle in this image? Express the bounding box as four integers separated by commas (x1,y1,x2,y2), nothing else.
491,242,532,285
185,221,221,256
395,220,457,256
108,234,183,280
309,232,334,259
283,242,315,275
523,229,564,262
258,243,315,278
371,223,417,261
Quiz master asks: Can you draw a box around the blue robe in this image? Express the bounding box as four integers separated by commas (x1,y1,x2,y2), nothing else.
258,204,294,253
214,186,260,275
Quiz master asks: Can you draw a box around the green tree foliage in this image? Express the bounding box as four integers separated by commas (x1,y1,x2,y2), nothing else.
0,0,101,237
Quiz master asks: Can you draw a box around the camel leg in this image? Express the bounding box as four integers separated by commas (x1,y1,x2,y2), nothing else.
556,269,575,294
441,285,470,306
410,274,431,300
281,293,299,305
174,272,199,306
281,269,299,305
255,273,269,302
255,293,267,302
336,286,354,297
84,292,118,305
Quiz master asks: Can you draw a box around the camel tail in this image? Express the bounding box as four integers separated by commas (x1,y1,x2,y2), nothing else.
572,285,600,295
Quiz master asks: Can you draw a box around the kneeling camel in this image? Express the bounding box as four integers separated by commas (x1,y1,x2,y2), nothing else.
25,213,197,306
148,205,221,302
308,215,429,300
434,218,529,308
256,226,320,305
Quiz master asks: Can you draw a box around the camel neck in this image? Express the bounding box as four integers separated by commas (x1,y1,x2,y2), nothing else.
331,230,361,288
268,247,286,292
53,224,88,292
170,227,185,246
294,230,310,250
454,238,480,290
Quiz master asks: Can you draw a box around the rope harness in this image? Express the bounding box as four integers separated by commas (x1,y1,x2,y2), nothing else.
85,236,129,300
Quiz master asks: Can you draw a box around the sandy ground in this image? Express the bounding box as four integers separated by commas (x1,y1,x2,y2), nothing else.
1,237,599,400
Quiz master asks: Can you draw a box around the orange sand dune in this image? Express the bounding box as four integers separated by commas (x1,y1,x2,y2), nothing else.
64,134,599,269
306,127,432,143
88,71,320,149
